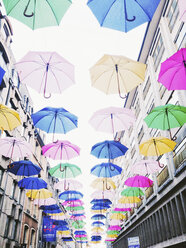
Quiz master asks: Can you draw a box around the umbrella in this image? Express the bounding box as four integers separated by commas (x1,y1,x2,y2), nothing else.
43,209,62,214
91,227,104,233
130,160,163,175
56,225,69,231
26,189,52,199
59,191,83,201
144,104,186,139
89,55,146,98
105,239,116,242
2,0,72,30
31,107,78,141
34,197,56,206
125,175,153,188
57,230,70,236
50,215,66,221
0,104,21,131
92,221,105,227
89,107,135,136
66,206,84,211
54,179,83,192
70,215,86,221
18,177,47,189
114,203,136,209
91,178,116,190
72,221,86,229
91,214,106,220
91,140,128,159
110,213,126,220
118,196,141,204
42,140,80,160
108,226,121,231
91,190,115,200
139,137,176,166
121,187,144,197
158,48,186,90
90,199,112,205
62,199,84,207
91,209,107,214
107,231,120,235
107,234,118,238
178,0,186,22
40,204,60,211
87,0,160,32
62,237,73,242
8,160,41,176
15,51,75,98
91,204,111,210
108,219,122,226
0,137,32,160
91,162,122,178
74,231,87,235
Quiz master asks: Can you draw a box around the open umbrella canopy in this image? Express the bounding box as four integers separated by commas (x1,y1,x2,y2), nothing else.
125,175,153,188
70,215,86,221
144,104,186,139
59,190,83,200
43,208,62,214
26,188,52,199
139,137,177,157
42,140,80,160
89,55,146,98
62,199,84,206
18,177,47,189
34,197,56,206
54,179,83,191
66,206,84,211
40,204,60,211
8,160,41,176
0,104,21,131
92,221,105,227
91,162,122,178
72,221,86,229
91,227,104,233
31,107,78,137
107,230,120,235
90,199,112,205
158,48,186,90
91,190,115,200
130,159,163,175
89,106,136,135
0,137,33,159
108,225,122,231
91,140,128,159
15,51,75,98
49,163,82,179
91,209,107,214
50,214,66,221
91,178,116,190
91,214,106,220
91,204,111,210
118,196,141,204
110,213,126,220
121,187,144,197
87,0,160,32
2,0,72,30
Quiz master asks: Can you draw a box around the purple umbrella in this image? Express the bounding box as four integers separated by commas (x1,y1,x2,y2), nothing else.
108,225,121,231
125,175,153,188
42,140,80,160
91,190,114,200
158,48,186,90
15,51,75,98
114,208,131,212
62,199,84,207
130,160,163,175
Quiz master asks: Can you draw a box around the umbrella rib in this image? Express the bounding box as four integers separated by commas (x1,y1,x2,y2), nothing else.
49,67,64,93
19,66,46,82
100,0,117,26
45,0,62,25
4,0,22,14
33,0,36,29
168,65,182,90
168,109,183,126
106,69,116,94
91,67,113,86
49,64,75,83
46,114,56,133
57,114,67,133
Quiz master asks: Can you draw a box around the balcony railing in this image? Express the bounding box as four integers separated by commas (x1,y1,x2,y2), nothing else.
157,166,169,187
173,142,186,170
145,186,154,199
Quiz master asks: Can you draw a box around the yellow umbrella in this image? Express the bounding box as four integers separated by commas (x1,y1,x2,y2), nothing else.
91,209,107,214
0,104,21,131
26,189,52,199
91,178,116,190
90,54,146,98
118,196,141,204
48,212,65,216
110,213,126,220
91,227,104,233
57,230,70,235
107,234,118,238
139,137,176,157
91,241,101,244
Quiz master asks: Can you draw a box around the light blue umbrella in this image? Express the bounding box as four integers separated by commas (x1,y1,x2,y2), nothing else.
91,163,122,178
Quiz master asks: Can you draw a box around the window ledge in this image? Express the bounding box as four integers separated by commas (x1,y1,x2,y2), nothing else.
174,161,186,177
146,193,157,205
158,178,173,194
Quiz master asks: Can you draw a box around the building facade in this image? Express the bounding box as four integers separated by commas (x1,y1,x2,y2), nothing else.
112,0,186,247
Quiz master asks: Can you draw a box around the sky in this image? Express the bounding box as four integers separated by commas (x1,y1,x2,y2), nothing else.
2,0,147,246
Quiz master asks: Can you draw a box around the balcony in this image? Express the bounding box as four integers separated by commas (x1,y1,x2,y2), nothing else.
145,186,154,199
157,166,169,187
173,142,186,170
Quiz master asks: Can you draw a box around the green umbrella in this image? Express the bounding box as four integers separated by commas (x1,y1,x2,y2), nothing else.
66,206,84,211
3,0,72,30
144,104,186,139
111,210,127,214
72,221,86,229
49,163,82,179
121,187,144,197
107,230,120,235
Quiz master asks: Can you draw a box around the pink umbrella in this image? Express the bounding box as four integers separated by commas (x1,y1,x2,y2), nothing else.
91,190,115,200
69,210,85,215
54,179,83,191
89,106,135,138
108,226,121,231
75,235,87,238
70,215,86,221
0,137,33,160
34,197,56,206
50,215,66,221
42,140,80,160
130,160,163,175
125,175,153,188
115,203,136,208
105,239,116,242
15,51,75,98
114,208,131,212
158,48,186,90
62,199,84,206
178,0,186,22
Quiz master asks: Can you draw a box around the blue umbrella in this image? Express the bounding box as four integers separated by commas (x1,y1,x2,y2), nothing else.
91,235,102,241
91,221,105,227
91,204,111,210
90,199,112,205
91,140,128,159
8,160,41,176
87,0,160,32
18,177,47,189
53,220,68,226
31,107,78,141
56,226,69,231
59,191,83,200
40,204,60,211
62,238,73,242
91,214,106,220
91,163,122,177
74,231,87,235
43,209,62,214
70,214,84,217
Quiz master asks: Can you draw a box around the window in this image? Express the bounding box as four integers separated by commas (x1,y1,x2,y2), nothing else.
174,23,186,49
152,33,165,71
0,167,4,187
134,99,140,118
166,0,179,32
147,101,155,114
11,181,17,199
159,84,167,99
3,24,9,41
11,204,16,216
131,146,136,159
4,216,11,237
23,225,29,245
11,220,18,240
18,188,23,204
143,77,151,100
30,229,36,246
138,126,144,143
